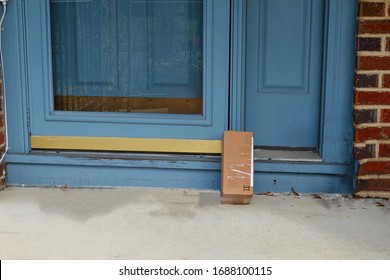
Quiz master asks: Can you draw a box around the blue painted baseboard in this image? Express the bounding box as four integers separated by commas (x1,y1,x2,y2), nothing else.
6,152,355,194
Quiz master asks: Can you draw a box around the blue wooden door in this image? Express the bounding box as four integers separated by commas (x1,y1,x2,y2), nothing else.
245,0,325,148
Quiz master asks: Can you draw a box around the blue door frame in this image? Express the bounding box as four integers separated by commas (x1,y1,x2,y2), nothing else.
3,0,358,193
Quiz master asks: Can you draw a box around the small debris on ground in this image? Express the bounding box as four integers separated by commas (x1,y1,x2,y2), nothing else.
376,202,385,207
256,192,275,196
352,194,362,200
289,187,300,197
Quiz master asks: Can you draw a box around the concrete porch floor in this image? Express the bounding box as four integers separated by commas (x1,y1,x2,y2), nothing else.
0,187,389,260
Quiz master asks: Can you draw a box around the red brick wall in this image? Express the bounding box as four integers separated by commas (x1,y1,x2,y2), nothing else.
0,82,5,190
355,0,390,193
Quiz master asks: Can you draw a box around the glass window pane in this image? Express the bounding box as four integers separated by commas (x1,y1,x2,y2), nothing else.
50,0,203,115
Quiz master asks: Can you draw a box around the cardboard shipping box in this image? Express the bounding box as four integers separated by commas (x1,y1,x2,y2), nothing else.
220,131,254,204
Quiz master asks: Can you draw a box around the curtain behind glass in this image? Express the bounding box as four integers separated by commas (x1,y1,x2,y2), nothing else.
50,0,203,114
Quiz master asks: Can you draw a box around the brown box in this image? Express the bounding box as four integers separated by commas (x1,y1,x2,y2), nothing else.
220,131,254,204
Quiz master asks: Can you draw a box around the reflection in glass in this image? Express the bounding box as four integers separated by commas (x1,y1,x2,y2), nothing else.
50,0,203,114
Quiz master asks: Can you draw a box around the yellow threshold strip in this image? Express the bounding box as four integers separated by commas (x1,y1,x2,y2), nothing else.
31,136,222,154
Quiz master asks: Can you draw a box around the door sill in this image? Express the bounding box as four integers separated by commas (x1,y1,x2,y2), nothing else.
254,148,322,162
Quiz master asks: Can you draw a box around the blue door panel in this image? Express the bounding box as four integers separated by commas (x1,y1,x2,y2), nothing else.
261,0,311,88
245,0,325,148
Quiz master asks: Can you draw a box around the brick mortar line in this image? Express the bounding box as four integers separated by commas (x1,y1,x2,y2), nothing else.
358,158,390,164
360,140,390,144
354,87,390,91
358,177,390,180
356,52,390,56
357,141,388,145
355,123,390,127
379,72,383,89
376,142,380,157
357,175,390,180
354,88,388,92
356,123,390,127
355,140,390,145
353,105,390,110
354,142,390,147
357,174,390,179
354,143,368,148
358,17,390,20
357,34,388,38
356,70,390,74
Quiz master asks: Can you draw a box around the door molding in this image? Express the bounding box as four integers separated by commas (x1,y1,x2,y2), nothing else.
229,0,247,131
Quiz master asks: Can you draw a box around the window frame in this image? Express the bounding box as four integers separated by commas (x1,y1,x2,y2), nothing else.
10,0,230,146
